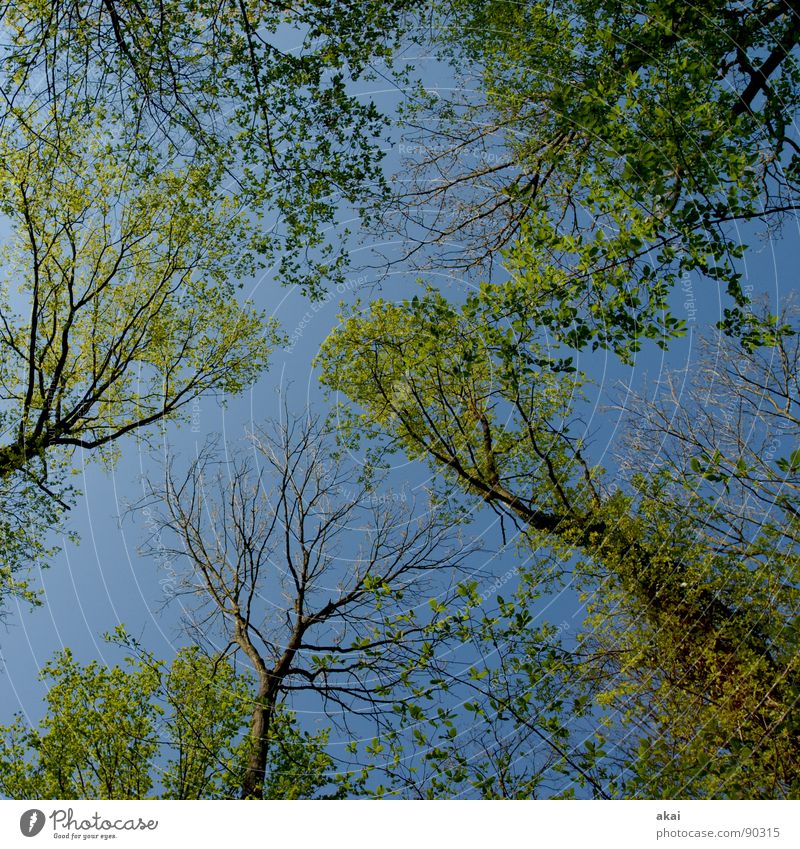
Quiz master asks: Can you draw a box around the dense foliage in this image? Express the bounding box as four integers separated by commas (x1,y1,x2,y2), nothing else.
0,636,335,799
1,0,798,800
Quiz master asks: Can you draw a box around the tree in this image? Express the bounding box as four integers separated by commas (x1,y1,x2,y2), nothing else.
0,0,421,611
0,635,336,799
316,287,800,797
0,0,418,294
603,303,800,797
0,107,279,608
0,642,162,799
317,0,800,797
366,553,611,799
139,409,471,799
375,0,800,356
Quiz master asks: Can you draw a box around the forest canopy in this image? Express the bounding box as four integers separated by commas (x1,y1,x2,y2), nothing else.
0,0,798,801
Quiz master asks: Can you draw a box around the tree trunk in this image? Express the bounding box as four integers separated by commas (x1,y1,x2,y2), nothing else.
240,679,275,800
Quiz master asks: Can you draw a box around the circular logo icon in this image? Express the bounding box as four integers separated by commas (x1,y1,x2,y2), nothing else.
20,810,46,837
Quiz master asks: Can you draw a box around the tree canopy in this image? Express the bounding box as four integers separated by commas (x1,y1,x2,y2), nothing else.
0,635,335,799
317,279,800,799
1,0,799,803
312,3,800,796
0,0,417,609
0,106,279,607
382,0,800,355
140,411,471,798
0,0,417,292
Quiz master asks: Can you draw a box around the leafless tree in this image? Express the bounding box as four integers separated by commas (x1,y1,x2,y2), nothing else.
139,409,473,799
618,301,800,559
